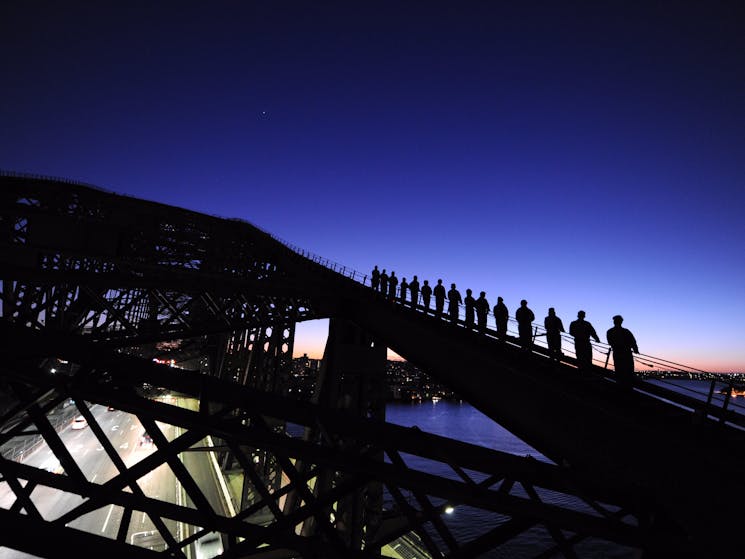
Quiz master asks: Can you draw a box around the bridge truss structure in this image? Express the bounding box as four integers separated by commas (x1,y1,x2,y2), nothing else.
1,175,742,558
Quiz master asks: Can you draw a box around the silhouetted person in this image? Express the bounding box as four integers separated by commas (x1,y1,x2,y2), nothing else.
409,275,420,308
544,307,565,360
475,291,489,333
371,265,380,291
447,283,462,323
399,277,408,304
515,299,535,351
388,272,398,301
569,310,600,368
434,279,446,319
464,289,476,329
379,269,389,297
607,315,639,391
493,296,508,340
421,280,432,312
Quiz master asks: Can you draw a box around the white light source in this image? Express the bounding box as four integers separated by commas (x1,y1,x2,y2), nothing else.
444,505,455,515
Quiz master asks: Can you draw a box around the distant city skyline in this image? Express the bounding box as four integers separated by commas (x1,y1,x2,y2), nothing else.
2,2,743,371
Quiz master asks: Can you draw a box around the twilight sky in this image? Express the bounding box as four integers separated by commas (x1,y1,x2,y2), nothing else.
2,2,744,371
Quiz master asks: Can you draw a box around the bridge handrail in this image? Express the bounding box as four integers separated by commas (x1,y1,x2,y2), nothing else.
0,169,123,196
269,233,371,285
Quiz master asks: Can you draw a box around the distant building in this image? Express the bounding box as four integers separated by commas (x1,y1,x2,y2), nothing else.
384,360,459,402
289,354,321,400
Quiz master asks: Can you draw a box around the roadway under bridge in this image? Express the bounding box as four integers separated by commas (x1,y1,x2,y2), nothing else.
1,174,744,558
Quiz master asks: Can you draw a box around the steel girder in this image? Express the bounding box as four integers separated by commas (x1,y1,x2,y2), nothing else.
0,325,654,559
0,175,324,348
0,174,316,407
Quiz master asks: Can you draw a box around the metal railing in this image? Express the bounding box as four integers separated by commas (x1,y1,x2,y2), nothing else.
0,169,119,195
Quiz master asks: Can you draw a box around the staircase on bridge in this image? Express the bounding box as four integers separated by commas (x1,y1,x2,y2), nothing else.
1,174,744,559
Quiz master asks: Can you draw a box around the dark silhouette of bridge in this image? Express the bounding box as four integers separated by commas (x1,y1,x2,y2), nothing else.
1,174,744,558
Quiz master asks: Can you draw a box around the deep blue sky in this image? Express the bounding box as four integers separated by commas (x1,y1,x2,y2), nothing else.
2,2,744,370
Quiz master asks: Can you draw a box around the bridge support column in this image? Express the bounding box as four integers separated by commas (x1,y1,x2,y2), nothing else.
314,318,387,420
209,321,297,510
293,318,387,551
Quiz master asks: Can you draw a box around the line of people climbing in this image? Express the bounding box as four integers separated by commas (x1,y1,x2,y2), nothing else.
369,265,639,379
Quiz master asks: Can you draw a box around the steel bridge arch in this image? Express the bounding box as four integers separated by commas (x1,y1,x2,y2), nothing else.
1,174,743,558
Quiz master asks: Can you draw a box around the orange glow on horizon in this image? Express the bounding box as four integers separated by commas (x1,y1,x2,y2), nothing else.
292,343,743,372
292,343,405,362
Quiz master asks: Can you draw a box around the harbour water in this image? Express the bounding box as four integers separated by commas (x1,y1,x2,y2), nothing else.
384,380,735,558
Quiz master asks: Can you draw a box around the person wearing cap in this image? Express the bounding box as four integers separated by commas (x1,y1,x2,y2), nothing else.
475,291,490,333
544,307,565,360
434,279,446,319
464,289,476,329
447,283,462,323
388,271,398,301
371,265,381,292
379,269,389,297
569,310,600,368
421,279,432,312
409,275,420,308
607,315,639,390
515,299,535,351
493,296,509,340
399,277,409,304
